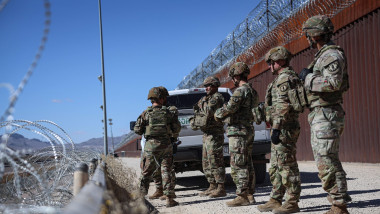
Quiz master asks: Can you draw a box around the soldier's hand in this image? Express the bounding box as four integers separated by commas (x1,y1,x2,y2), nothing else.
271,129,281,145
299,68,312,81
170,137,177,143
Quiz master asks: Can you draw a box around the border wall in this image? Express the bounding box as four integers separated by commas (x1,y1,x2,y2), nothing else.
221,0,380,162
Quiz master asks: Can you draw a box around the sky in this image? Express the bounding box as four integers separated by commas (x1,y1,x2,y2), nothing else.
0,0,260,144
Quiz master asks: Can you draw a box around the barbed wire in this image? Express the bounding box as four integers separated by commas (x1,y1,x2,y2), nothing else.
177,0,357,89
0,0,10,12
0,120,100,209
0,0,51,122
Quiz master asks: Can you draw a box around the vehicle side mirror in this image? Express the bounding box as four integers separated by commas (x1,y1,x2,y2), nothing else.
130,121,136,130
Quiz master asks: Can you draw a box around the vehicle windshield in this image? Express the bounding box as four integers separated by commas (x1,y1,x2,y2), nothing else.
167,92,230,109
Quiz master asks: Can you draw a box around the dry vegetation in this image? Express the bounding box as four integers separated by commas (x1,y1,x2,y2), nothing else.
104,155,149,214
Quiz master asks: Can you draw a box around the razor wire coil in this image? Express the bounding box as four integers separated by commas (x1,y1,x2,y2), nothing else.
177,0,357,89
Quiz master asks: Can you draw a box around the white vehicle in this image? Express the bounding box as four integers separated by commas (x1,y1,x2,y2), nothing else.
167,87,271,183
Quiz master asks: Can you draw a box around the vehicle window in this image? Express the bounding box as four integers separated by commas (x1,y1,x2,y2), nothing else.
167,92,230,109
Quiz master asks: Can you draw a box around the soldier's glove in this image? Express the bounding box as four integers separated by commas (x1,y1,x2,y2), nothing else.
172,140,181,154
271,129,281,145
299,68,312,81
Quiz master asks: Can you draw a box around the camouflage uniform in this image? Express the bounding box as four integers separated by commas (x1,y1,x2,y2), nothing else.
305,42,350,205
134,89,181,197
196,92,225,184
265,66,302,204
302,15,351,208
215,82,258,196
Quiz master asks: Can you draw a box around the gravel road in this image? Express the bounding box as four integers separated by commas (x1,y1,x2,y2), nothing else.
121,157,380,214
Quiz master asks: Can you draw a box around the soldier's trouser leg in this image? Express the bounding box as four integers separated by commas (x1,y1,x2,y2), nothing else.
170,168,176,192
203,133,225,184
152,165,163,190
229,135,249,195
247,133,255,195
269,126,301,203
160,148,175,196
202,135,213,183
139,151,161,194
309,106,350,206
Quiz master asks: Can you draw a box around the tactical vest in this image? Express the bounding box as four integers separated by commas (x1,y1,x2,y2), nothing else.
306,45,349,108
228,84,255,127
265,69,306,123
145,106,171,137
285,70,307,113
192,93,224,131
193,111,208,129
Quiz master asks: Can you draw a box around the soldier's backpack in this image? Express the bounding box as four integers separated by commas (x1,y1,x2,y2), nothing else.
145,106,170,137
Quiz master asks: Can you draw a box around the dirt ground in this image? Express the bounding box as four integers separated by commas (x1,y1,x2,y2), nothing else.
121,158,380,214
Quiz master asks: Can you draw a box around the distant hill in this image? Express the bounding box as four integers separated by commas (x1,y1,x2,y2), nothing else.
1,133,129,152
77,135,127,151
1,133,51,151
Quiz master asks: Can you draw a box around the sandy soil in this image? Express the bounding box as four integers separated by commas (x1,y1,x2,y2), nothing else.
121,157,380,214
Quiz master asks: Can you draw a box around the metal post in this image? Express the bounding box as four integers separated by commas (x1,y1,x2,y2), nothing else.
73,163,89,196
109,118,115,154
98,0,108,155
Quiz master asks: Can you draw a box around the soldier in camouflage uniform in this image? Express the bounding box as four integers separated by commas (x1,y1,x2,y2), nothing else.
148,87,178,201
214,62,259,206
134,86,181,207
258,46,304,214
190,76,226,198
299,15,351,214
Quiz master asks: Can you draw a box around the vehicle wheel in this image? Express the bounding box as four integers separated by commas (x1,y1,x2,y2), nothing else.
254,163,266,184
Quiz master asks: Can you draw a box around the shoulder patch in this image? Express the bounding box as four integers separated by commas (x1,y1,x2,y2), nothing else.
280,84,288,92
327,61,340,73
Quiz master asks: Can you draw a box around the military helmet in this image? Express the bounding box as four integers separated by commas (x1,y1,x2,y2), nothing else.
265,46,292,63
203,76,220,87
147,87,162,100
228,62,250,78
302,15,334,37
158,86,169,97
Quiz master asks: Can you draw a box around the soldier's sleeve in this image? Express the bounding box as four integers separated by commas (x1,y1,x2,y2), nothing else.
207,93,224,118
169,106,181,139
305,52,345,92
271,74,292,129
214,88,243,120
133,111,147,135
251,88,262,124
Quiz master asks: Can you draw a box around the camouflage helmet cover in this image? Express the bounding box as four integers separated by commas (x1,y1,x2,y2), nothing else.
158,86,169,97
229,62,250,78
203,76,220,87
265,46,292,63
302,15,334,37
147,87,162,100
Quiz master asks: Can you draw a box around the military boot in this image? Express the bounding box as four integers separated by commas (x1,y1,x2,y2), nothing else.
324,204,349,214
209,183,226,198
225,193,250,207
257,198,282,212
166,197,179,208
159,193,177,200
247,194,256,204
198,183,217,197
272,202,300,214
148,187,163,199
